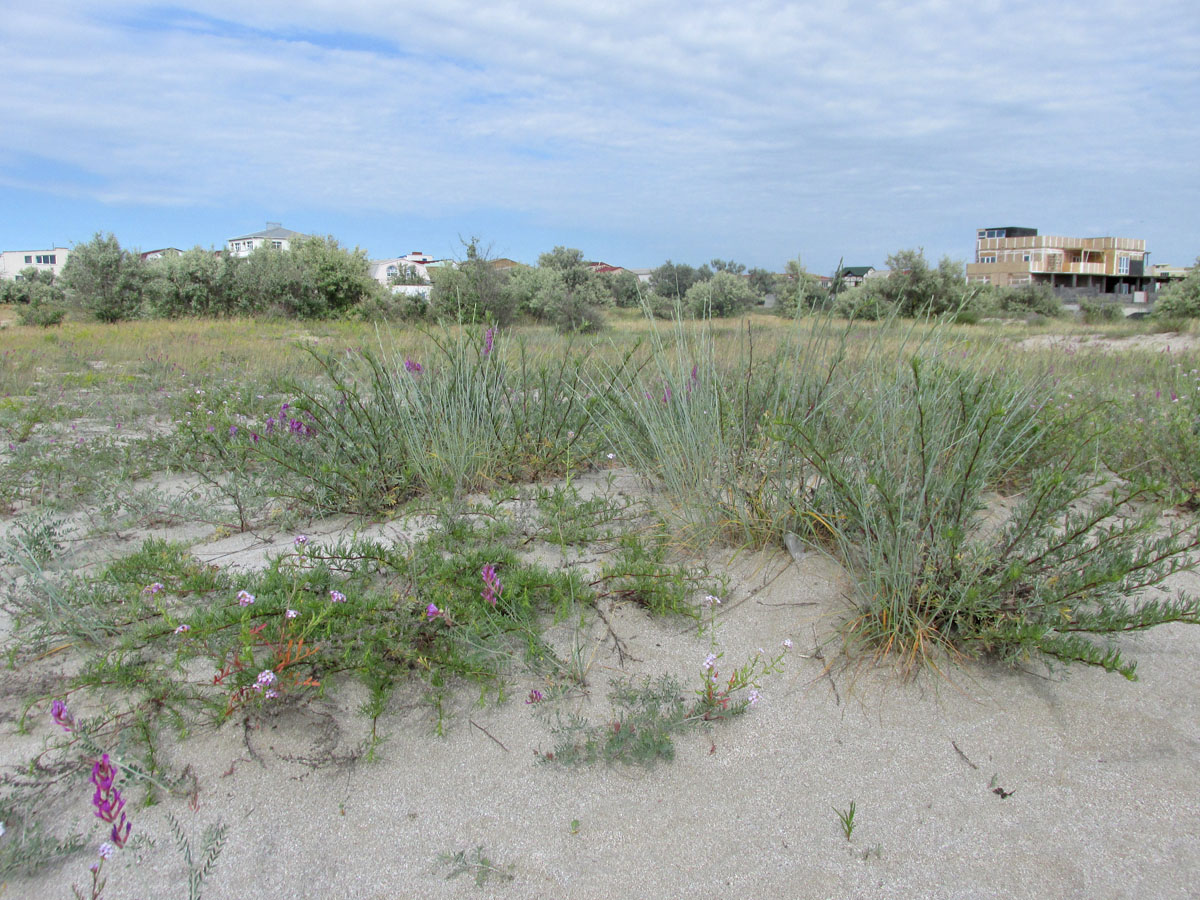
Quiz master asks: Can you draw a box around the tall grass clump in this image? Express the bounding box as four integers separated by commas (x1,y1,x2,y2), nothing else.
587,307,838,545
178,325,625,516
779,318,1200,677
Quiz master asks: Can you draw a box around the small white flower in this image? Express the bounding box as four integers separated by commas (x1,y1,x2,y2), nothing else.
748,689,761,708
236,590,255,607
286,608,298,619
703,653,717,671
783,638,793,649
704,594,722,606
174,624,190,634
606,452,615,460
97,842,114,859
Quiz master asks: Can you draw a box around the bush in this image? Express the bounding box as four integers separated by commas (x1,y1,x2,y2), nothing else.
684,270,756,317
778,323,1200,677
1080,298,1124,323
16,303,66,327
429,239,516,325
60,233,148,322
1152,259,1200,319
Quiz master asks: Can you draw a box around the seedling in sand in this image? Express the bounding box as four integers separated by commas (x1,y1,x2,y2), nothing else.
835,800,857,841
438,845,514,886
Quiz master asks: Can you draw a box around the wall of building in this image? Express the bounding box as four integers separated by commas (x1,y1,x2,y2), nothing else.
0,248,71,280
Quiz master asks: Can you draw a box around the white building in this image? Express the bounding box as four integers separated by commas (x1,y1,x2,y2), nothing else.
368,251,447,287
226,223,307,257
0,247,70,280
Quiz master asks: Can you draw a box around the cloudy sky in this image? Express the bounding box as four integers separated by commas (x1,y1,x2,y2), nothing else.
1,1,1197,272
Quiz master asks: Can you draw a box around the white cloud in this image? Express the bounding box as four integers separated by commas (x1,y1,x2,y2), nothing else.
1,0,1196,265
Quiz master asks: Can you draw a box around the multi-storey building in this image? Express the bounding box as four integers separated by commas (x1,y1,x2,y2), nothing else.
965,226,1155,296
226,223,307,257
0,247,71,280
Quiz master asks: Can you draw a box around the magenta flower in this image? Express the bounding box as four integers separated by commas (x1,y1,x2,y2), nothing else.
228,425,238,437
481,564,502,607
51,699,75,732
404,358,423,373
236,589,255,607
526,689,544,704
143,582,165,595
91,755,131,849
329,590,346,603
484,327,495,355
174,624,189,634
294,534,308,548
425,603,440,619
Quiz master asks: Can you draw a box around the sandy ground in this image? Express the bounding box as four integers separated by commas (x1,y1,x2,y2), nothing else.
1016,331,1200,354
3,473,1199,900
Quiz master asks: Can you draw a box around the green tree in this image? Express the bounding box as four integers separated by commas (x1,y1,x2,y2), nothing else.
429,238,517,325
684,270,757,317
291,235,379,315
649,260,711,300
601,269,643,307
147,247,236,317
521,246,609,332
710,258,746,276
774,257,825,314
60,233,148,322
1153,257,1200,318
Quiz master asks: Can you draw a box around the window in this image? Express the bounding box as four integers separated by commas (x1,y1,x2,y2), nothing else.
35,254,56,265
272,241,282,249
979,255,996,264
977,230,986,239
24,255,31,264
1118,256,1130,275
1023,254,1031,262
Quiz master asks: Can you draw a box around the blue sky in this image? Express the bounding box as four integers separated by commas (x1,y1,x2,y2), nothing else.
1,1,1197,273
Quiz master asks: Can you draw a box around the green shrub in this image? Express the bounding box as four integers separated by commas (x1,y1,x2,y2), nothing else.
777,323,1200,677
1080,298,1124,323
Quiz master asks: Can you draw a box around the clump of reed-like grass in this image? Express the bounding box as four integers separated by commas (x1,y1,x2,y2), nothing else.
777,318,1200,677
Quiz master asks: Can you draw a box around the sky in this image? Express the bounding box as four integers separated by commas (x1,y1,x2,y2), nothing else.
1,1,1198,274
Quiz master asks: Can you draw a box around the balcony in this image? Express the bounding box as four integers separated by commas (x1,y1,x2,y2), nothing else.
1030,261,1105,275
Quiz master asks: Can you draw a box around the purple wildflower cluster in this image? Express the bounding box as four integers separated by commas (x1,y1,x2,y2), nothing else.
237,589,256,607
481,564,502,607
404,357,423,374
254,669,279,700
51,699,75,732
484,327,495,356
91,754,131,849
261,402,316,439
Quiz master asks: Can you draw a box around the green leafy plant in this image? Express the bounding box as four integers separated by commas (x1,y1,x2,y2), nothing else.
835,800,857,840
438,845,514,886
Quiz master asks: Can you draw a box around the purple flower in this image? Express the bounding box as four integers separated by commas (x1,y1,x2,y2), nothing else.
98,842,115,860
526,689,544,704
265,417,276,434
481,564,502,607
293,534,308,548
91,755,131,849
782,638,793,649
425,603,440,619
748,689,761,708
404,358,423,373
255,670,278,690
144,582,165,595
329,590,346,603
51,699,74,732
237,589,255,607
174,624,189,634
286,608,298,619
702,653,717,671
228,425,238,437
484,327,495,356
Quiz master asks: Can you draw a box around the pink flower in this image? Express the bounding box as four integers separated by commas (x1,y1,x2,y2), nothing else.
526,689,544,704
329,590,346,603
481,564,502,607
236,590,255,607
174,624,189,634
426,603,440,619
286,609,298,619
51,699,74,732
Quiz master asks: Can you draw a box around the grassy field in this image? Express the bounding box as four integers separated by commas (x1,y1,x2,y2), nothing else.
1,304,1198,889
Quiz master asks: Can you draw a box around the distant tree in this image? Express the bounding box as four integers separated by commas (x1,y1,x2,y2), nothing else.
1153,256,1200,319
0,267,61,305
61,232,148,322
880,249,967,316
522,246,609,332
746,267,776,299
774,257,825,314
649,260,711,299
601,269,643,308
291,235,379,315
429,238,517,325
684,270,757,317
147,247,236,317
710,258,746,276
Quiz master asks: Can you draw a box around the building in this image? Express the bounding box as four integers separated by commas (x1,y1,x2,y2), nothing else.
966,226,1155,296
226,223,307,257
0,247,70,281
838,265,876,287
368,251,450,287
141,248,182,261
